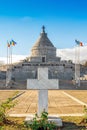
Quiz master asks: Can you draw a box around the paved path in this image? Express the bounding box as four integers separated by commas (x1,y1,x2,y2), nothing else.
7,90,87,117
62,91,87,106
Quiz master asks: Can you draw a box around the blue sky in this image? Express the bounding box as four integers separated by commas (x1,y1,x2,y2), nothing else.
0,0,87,57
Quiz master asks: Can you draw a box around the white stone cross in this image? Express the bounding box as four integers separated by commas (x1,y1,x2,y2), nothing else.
27,67,59,116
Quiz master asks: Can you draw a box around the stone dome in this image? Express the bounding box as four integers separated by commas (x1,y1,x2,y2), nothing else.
31,26,56,60
33,26,54,47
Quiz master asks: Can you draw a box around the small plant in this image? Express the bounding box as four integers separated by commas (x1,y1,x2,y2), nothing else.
83,105,87,123
0,98,16,126
24,110,56,130
80,105,87,125
0,126,4,130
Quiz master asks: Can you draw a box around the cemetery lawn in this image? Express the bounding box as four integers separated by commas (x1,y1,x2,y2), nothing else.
0,90,87,129
0,116,87,130
0,90,23,104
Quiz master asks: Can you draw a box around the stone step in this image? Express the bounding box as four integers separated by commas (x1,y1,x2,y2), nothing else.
25,115,62,127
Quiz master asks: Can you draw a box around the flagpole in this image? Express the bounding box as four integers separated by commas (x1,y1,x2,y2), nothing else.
6,42,10,87
9,45,10,66
6,43,8,87
75,41,80,87
11,45,12,66
7,43,8,68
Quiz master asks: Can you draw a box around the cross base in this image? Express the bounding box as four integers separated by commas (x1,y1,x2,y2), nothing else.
25,115,62,127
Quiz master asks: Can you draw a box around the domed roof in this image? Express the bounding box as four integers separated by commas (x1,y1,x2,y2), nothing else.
33,26,54,47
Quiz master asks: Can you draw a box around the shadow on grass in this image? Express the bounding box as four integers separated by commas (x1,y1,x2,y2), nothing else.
61,121,86,130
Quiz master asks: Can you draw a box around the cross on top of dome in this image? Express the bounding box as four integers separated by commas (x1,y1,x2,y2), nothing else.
32,26,54,48
42,25,45,33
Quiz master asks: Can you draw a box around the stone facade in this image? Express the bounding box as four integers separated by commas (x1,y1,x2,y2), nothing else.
6,26,75,89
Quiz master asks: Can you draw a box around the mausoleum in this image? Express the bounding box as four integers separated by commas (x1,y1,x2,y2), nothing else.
6,26,74,88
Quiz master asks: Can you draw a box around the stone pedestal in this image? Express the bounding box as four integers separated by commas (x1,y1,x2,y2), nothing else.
25,115,62,127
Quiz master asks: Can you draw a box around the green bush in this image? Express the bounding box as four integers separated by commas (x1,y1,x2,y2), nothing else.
83,105,87,123
0,98,15,125
24,110,56,130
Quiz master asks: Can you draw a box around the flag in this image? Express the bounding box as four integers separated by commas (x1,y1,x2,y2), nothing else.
7,42,10,47
10,39,17,46
80,42,83,46
75,39,83,46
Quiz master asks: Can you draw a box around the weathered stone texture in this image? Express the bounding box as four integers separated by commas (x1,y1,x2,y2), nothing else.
6,26,74,89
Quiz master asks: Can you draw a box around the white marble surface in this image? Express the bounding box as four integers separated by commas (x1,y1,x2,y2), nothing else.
27,67,59,117
38,90,48,116
27,67,59,90
25,116,62,127
48,117,62,126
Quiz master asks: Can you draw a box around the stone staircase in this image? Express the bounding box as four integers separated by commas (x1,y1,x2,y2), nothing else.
59,80,87,90
6,80,26,89
0,79,87,90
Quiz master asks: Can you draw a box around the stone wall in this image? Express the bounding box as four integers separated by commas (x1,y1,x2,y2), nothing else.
31,46,57,62
7,62,74,82
0,80,6,89
0,71,6,79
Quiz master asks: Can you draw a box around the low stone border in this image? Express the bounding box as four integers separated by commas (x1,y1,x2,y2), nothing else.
9,113,84,117
12,91,25,100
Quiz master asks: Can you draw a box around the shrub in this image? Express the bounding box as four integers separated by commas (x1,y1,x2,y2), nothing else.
24,110,56,130
83,105,87,123
0,98,15,125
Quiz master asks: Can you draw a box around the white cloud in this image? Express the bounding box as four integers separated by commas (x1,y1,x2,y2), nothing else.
0,46,87,65
57,46,87,63
0,55,28,64
57,48,75,61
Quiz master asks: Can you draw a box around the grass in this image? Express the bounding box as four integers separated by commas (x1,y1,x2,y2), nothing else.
61,116,87,130
0,116,87,130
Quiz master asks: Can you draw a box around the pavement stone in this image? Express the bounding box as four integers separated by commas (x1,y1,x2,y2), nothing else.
7,90,87,116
